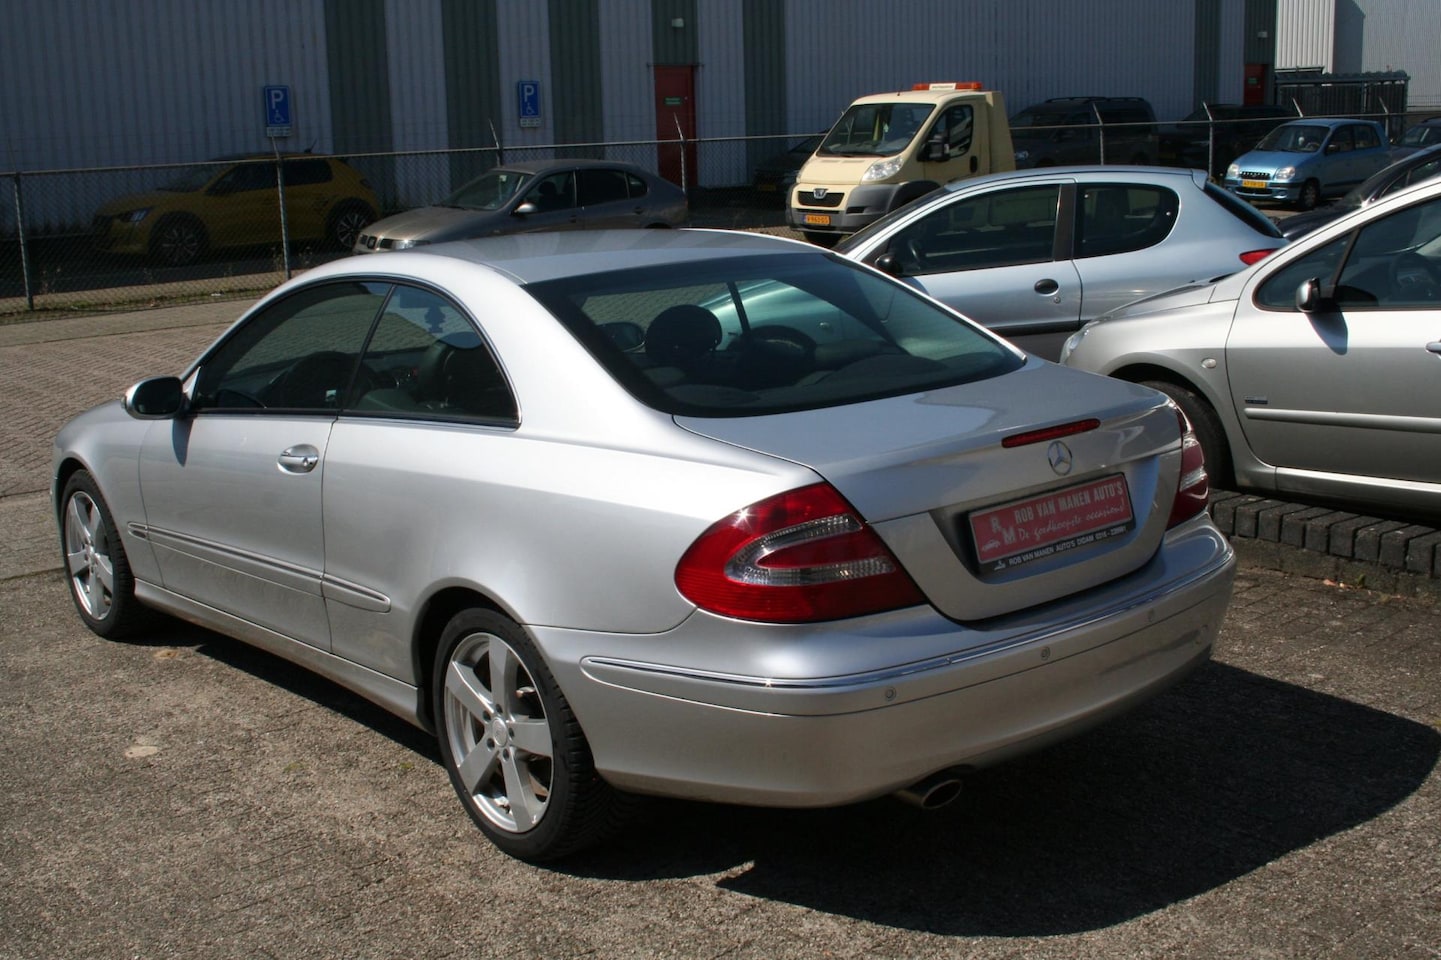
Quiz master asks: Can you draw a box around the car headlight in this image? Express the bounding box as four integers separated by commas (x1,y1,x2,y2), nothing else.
1059,322,1094,364
118,208,151,223
861,157,904,182
1272,166,1296,182
1225,163,1240,180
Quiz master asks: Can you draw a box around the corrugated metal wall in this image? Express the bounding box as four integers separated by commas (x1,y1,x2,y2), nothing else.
778,0,1201,134
1276,0,1334,70
1349,0,1440,106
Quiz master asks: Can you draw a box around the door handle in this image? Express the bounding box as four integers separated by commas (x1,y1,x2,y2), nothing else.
278,445,320,474
1034,278,1060,296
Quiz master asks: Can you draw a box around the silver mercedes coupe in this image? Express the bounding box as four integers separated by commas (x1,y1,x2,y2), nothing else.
53,229,1234,860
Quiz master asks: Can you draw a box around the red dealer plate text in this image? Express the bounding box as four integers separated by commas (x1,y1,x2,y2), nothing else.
969,474,1134,574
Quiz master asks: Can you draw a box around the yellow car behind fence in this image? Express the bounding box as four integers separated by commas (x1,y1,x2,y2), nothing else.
93,153,378,267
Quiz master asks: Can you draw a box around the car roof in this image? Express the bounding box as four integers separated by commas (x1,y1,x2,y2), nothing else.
1277,117,1376,129
300,228,818,286
936,165,1208,195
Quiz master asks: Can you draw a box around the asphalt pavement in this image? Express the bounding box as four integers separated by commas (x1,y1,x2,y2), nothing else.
1,293,1439,959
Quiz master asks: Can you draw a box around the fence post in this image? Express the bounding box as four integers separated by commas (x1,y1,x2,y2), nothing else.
272,146,292,280
1202,101,1216,178
1091,103,1106,165
10,172,35,311
673,115,689,192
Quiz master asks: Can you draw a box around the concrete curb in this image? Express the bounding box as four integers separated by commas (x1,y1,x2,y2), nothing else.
1209,490,1441,601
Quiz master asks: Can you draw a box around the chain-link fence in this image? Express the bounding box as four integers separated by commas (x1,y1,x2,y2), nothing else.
3,112,1436,321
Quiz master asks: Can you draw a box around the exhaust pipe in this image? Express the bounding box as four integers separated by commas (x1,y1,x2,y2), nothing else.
894,768,965,810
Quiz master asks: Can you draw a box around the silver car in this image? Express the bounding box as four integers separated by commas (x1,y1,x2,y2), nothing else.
54,230,1234,861
353,160,687,253
1062,177,1441,517
836,166,1287,359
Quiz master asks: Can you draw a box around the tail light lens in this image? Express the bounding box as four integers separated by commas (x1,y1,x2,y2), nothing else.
675,483,925,623
1167,407,1210,528
1239,248,1275,266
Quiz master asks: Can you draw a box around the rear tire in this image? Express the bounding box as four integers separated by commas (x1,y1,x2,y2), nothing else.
1142,380,1233,488
327,201,375,250
433,608,631,861
60,470,153,639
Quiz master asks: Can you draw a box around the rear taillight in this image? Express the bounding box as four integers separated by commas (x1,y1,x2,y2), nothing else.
675,483,925,623
1239,248,1275,266
1167,407,1210,528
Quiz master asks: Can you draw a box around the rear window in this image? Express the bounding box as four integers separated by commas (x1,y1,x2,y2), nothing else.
525,253,1023,417
1204,182,1284,238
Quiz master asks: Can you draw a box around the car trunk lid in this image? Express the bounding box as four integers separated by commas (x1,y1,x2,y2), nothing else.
676,362,1184,622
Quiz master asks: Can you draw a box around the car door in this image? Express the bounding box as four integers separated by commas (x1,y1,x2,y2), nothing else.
862,181,1081,358
577,167,644,227
1072,181,1183,322
137,280,389,650
203,160,280,248
515,170,583,230
1225,192,1441,486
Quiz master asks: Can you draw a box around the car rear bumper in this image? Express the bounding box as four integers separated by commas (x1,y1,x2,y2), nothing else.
536,518,1235,807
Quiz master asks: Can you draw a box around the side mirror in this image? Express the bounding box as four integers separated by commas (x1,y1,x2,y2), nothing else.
513,201,538,216
920,141,947,163
1295,278,1329,313
873,253,905,277
123,376,186,419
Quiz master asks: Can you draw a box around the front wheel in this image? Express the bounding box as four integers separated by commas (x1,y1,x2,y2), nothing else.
1142,380,1233,488
433,608,630,861
60,471,152,639
1296,180,1321,211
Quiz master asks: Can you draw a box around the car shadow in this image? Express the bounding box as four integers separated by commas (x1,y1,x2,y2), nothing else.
562,661,1439,936
168,622,1438,936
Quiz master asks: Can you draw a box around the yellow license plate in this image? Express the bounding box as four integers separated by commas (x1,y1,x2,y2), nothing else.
1241,179,1268,190
803,213,831,226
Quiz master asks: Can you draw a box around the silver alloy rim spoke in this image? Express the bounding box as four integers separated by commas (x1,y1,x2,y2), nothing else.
65,493,111,618
444,631,552,834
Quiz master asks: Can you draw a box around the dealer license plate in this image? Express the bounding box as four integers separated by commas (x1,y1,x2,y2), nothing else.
1241,179,1268,190
803,213,831,226
969,474,1134,575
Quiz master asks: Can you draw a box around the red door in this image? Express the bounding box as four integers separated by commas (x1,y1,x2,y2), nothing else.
1244,63,1269,106
654,66,697,188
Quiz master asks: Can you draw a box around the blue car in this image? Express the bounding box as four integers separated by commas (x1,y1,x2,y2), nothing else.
1224,118,1391,209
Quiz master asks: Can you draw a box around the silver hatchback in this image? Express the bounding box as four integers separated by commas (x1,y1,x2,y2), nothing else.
837,166,1286,360
54,230,1233,861
1063,177,1441,517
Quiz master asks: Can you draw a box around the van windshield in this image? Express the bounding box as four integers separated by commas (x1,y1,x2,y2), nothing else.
818,102,935,157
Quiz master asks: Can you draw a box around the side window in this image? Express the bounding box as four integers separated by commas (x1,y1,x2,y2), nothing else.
924,105,974,156
192,281,389,411
1076,185,1179,258
1352,125,1380,151
352,286,517,423
626,172,649,199
887,185,1060,273
215,162,275,194
1402,158,1441,190
1335,196,1441,308
1254,235,1349,310
526,171,576,212
577,168,630,206
1327,128,1354,154
283,158,333,186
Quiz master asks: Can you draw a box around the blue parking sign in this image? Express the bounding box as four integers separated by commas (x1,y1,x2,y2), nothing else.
264,85,292,137
517,80,541,128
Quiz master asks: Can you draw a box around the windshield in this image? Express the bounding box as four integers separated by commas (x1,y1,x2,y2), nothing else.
818,102,934,157
525,253,1021,418
1256,124,1329,153
443,169,533,210
1399,125,1440,148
